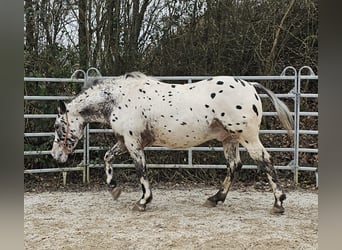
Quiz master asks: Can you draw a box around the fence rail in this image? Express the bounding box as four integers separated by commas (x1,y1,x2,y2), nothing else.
24,66,318,186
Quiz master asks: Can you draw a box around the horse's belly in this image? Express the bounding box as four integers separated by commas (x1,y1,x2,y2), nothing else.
153,137,211,149
152,127,214,149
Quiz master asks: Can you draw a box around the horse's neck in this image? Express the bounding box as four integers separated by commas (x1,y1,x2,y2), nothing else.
69,83,118,124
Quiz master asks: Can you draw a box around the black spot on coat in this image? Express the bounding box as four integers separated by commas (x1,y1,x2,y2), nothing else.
252,104,259,116
210,93,216,99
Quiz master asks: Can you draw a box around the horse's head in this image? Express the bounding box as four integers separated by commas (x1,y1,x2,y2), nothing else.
51,101,84,163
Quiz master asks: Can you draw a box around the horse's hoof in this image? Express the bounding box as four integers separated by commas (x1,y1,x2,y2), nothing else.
132,202,146,212
203,199,217,208
270,205,285,215
110,187,122,200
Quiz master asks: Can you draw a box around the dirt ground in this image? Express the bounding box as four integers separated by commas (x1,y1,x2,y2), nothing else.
24,186,318,250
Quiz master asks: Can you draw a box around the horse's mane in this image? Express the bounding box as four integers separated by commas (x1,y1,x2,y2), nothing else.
81,77,102,91
79,71,148,93
124,71,147,79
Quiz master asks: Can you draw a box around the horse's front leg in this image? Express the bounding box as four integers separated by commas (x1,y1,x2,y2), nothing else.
104,141,127,200
125,140,152,211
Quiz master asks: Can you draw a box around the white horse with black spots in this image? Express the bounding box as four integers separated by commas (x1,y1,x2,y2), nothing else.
51,72,293,213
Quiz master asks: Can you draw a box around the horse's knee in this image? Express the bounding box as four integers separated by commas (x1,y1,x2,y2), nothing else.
104,150,114,162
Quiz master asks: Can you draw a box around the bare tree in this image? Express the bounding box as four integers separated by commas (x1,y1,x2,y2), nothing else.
78,0,89,69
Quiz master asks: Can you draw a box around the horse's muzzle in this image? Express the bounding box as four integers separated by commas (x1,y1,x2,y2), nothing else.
51,143,69,163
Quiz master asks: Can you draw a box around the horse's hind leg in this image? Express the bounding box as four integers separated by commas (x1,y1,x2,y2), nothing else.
104,140,127,200
204,140,242,207
241,137,286,214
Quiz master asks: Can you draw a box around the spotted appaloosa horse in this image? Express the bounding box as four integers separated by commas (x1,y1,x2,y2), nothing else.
51,72,293,213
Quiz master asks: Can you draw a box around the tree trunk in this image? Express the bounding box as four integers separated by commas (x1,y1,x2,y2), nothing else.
78,0,88,70
24,0,38,74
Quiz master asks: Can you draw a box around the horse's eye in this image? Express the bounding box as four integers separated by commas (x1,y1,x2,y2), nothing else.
54,123,60,130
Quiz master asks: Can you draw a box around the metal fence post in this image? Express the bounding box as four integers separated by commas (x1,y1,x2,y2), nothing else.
187,78,193,167
298,66,317,186
71,69,88,183
85,68,102,183
294,69,300,184
281,66,299,183
85,124,90,183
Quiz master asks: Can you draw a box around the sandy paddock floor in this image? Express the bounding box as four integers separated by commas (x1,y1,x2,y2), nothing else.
24,186,318,250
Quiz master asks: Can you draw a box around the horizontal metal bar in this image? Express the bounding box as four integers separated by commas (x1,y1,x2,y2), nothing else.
25,145,317,156
24,114,57,119
87,128,291,134
24,150,52,155
298,148,318,153
24,77,84,83
24,164,316,174
299,112,318,116
298,76,318,80
260,111,317,117
299,130,318,135
300,94,318,98
24,167,85,174
24,94,295,101
24,132,54,137
87,163,305,171
262,112,281,116
23,129,318,138
258,93,295,98
89,129,113,133
88,146,296,152
24,75,295,84
87,129,316,135
91,164,316,171
298,166,318,171
24,149,84,155
23,111,317,121
156,75,296,81
24,96,73,100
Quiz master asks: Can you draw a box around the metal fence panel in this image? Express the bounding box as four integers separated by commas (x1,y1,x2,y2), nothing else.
24,67,318,186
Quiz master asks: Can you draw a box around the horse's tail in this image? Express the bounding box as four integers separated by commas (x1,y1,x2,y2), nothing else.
252,82,293,135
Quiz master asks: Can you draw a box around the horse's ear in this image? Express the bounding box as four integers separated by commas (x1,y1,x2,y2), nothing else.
58,101,67,114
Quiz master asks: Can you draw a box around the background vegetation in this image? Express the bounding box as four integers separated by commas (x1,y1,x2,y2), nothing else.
24,0,318,189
